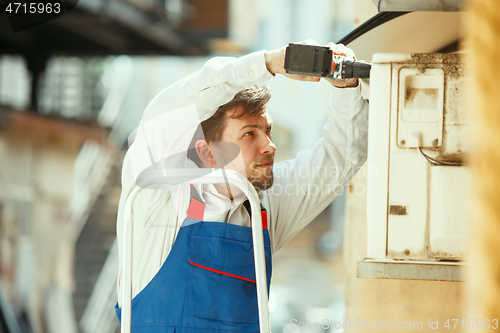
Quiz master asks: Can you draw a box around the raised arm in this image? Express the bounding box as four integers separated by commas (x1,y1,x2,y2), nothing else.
263,43,369,253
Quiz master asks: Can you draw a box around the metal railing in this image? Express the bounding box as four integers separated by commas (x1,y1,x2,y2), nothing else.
80,239,120,333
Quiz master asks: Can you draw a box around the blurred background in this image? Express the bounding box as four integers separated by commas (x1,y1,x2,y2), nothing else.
1,0,495,332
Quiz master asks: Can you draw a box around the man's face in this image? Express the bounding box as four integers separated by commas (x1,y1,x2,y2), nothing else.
219,107,276,191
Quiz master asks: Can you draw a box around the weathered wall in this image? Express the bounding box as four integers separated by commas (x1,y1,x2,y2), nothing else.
0,129,81,333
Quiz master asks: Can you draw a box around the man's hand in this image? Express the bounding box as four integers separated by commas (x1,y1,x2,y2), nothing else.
323,42,359,88
264,40,359,88
264,39,321,82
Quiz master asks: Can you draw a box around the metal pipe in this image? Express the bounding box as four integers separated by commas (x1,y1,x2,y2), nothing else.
121,168,270,333
372,0,465,12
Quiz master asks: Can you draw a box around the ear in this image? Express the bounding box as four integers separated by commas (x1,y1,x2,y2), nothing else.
195,140,215,167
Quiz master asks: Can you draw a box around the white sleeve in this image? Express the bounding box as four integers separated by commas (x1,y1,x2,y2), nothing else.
116,51,274,305
266,81,369,253
141,51,275,124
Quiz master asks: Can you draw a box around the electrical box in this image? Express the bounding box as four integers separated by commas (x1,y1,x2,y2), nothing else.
358,53,470,281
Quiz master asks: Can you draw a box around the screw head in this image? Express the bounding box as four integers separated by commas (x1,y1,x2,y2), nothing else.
432,139,439,146
400,140,406,145
404,249,410,255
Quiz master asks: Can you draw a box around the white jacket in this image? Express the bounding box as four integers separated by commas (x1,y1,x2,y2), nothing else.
116,50,369,305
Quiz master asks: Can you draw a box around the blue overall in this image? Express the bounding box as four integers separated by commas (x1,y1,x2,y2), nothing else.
115,185,273,333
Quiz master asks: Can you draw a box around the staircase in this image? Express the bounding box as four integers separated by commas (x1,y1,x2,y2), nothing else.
72,151,125,333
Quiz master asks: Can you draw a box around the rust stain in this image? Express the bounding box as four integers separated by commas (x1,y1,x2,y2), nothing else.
430,249,465,261
389,205,408,215
422,149,465,165
387,249,428,260
405,87,439,105
409,53,462,65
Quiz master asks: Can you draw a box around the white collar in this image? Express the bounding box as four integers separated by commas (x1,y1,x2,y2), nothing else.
183,159,263,224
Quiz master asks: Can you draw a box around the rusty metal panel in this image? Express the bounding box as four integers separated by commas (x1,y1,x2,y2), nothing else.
386,149,428,260
398,67,444,148
429,167,470,260
380,53,470,261
357,260,466,282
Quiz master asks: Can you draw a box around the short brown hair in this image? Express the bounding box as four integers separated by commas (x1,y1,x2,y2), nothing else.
187,84,271,166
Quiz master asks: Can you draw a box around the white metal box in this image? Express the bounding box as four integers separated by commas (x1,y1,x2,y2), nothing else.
359,53,470,281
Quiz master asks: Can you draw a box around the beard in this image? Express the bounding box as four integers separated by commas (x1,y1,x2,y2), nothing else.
247,156,274,191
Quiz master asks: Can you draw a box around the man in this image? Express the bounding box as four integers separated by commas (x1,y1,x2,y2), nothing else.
115,41,368,332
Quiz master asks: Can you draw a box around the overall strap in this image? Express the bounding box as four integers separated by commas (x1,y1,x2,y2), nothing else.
243,199,268,230
186,184,205,220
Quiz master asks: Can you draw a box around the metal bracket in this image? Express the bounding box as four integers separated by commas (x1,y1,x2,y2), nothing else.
371,0,465,12
357,259,466,282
